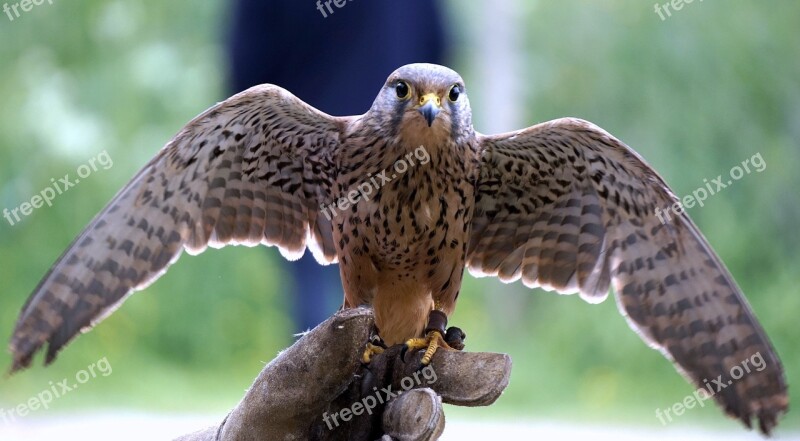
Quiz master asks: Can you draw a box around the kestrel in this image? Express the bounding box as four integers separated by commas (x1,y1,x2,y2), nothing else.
9,64,787,433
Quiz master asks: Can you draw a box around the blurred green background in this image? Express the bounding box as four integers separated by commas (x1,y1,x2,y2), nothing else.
0,0,798,436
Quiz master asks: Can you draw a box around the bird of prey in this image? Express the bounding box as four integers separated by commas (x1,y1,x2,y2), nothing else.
9,63,787,433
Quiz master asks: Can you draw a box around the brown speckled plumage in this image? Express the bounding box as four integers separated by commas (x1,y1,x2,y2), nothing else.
9,64,786,434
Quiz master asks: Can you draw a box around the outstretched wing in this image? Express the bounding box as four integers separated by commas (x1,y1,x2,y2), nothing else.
467,118,787,434
10,85,345,372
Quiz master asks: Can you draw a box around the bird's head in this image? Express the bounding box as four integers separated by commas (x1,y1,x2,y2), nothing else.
370,63,473,145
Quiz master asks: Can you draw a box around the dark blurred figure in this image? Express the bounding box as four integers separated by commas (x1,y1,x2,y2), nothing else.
227,0,449,332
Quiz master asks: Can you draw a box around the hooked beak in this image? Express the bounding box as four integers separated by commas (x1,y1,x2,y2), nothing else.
417,93,441,127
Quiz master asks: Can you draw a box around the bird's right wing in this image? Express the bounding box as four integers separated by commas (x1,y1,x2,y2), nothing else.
10,85,346,372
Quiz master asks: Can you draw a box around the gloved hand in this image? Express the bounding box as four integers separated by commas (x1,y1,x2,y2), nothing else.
177,308,511,441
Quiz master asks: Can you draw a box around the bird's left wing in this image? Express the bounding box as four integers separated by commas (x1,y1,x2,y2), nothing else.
10,85,346,372
467,118,787,433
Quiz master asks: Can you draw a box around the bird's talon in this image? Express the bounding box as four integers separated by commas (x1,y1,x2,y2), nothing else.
403,337,431,351
361,342,385,364
403,330,452,366
369,334,388,349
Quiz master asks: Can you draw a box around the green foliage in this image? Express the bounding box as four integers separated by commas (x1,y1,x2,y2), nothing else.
0,0,797,430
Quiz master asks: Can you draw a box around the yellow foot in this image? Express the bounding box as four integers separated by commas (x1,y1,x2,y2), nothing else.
361,342,385,364
403,330,452,365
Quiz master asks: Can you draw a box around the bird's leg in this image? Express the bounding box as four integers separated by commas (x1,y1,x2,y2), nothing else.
361,328,388,364
402,309,462,365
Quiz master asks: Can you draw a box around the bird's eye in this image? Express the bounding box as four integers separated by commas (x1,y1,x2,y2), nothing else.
448,85,461,102
395,81,410,99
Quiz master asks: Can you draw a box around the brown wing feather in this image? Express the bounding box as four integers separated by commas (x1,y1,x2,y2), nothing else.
10,85,345,372
468,117,787,434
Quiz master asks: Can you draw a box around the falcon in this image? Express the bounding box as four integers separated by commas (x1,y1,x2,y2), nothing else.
9,63,787,433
